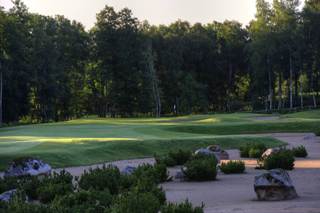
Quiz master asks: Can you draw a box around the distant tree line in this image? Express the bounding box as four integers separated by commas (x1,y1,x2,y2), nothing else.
0,0,319,123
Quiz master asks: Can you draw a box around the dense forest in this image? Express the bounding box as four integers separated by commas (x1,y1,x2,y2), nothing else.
0,0,319,124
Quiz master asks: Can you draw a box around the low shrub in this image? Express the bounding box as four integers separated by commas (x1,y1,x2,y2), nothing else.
220,161,245,174
183,155,217,181
79,165,121,194
51,189,113,212
110,190,161,213
155,150,192,167
36,170,73,203
291,146,308,158
240,143,267,158
131,163,169,184
0,176,20,194
161,200,204,213
260,150,295,170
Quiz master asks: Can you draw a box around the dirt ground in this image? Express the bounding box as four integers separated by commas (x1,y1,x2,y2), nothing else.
163,133,320,213
1,133,319,213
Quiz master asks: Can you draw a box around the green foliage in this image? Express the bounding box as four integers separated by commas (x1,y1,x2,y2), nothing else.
0,176,20,194
161,200,204,213
183,155,218,181
260,150,295,170
51,190,113,212
155,149,192,167
240,143,267,158
79,165,121,194
131,163,169,184
110,190,161,213
220,161,245,174
291,146,308,158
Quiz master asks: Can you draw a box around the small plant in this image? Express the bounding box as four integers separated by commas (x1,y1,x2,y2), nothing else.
260,150,295,170
131,163,169,184
79,165,121,194
220,161,245,174
155,150,192,167
182,155,218,181
291,146,308,158
240,143,267,158
161,200,204,213
110,190,161,213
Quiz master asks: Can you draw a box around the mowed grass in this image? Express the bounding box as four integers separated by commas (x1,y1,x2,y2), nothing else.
0,110,319,171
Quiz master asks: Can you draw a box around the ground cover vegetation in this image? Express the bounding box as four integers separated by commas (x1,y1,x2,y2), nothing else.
0,0,320,125
0,164,204,212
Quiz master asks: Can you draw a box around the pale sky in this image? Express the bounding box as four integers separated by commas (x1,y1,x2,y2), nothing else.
1,0,275,29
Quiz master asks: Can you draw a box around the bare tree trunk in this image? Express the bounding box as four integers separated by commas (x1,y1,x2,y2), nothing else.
0,67,2,126
289,55,293,109
311,70,317,108
299,69,304,109
278,73,282,110
267,56,273,111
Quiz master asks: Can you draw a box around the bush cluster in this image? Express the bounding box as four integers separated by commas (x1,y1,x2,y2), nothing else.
161,200,204,213
155,150,192,167
259,149,295,170
291,146,308,158
182,155,218,181
220,161,245,174
240,143,267,158
0,162,203,213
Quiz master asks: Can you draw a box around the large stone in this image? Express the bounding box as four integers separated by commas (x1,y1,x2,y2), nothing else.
261,147,282,159
194,148,220,163
207,145,229,160
0,189,17,202
4,158,51,178
121,166,136,175
254,169,298,201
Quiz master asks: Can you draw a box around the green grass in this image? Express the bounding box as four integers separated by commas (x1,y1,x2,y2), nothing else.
1,110,319,171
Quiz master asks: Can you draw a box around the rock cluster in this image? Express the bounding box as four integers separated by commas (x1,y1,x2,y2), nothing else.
194,145,229,163
254,169,298,201
4,158,51,178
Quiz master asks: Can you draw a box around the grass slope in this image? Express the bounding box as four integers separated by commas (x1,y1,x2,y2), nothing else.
1,110,319,170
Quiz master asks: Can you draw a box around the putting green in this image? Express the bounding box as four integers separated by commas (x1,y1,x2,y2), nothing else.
0,110,319,170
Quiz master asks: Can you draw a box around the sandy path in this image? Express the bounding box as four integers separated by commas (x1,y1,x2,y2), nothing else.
163,133,320,213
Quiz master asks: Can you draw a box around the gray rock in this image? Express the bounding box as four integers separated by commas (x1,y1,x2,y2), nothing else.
195,148,220,163
254,169,298,201
0,189,17,202
303,133,316,140
4,158,51,178
261,148,281,159
175,171,185,180
207,145,221,152
121,166,136,175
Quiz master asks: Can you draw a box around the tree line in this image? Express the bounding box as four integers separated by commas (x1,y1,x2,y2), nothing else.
0,0,319,124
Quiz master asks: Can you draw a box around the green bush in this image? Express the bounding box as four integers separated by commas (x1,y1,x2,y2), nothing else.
0,176,20,194
131,163,169,184
292,146,308,158
110,190,161,213
183,155,217,181
261,150,295,170
51,190,113,212
161,200,204,213
156,150,192,167
36,170,73,203
240,143,266,158
79,165,121,194
220,161,245,174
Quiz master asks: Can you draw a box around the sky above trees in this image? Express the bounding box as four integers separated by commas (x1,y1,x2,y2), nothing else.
1,0,278,29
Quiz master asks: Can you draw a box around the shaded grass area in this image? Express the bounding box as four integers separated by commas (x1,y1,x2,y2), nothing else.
0,137,283,171
168,121,320,136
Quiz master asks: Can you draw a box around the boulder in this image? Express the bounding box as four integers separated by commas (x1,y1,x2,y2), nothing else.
0,189,17,202
175,170,185,180
194,148,221,163
261,148,281,159
303,133,316,140
4,158,51,178
254,169,298,201
207,145,229,160
121,166,136,175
